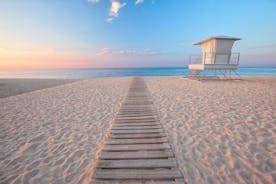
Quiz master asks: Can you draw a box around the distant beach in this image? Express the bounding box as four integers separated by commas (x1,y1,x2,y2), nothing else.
0,76,275,183
0,79,79,98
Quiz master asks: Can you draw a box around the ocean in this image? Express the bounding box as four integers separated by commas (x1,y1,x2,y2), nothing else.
0,67,275,79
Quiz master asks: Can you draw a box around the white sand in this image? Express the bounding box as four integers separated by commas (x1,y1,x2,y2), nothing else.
0,77,131,184
1,76,275,184
145,76,276,184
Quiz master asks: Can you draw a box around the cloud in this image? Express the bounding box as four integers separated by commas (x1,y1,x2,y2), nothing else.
106,17,114,23
135,0,144,5
87,0,100,3
109,0,127,17
96,48,110,56
96,48,160,56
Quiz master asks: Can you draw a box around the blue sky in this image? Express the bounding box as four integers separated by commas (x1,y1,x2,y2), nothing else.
0,0,276,69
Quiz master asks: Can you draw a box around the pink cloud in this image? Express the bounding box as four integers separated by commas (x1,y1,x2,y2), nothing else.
109,0,127,17
96,48,160,56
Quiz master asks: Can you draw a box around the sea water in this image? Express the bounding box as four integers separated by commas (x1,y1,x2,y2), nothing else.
0,67,275,79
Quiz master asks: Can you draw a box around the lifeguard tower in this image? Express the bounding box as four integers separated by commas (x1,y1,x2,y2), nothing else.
189,36,241,79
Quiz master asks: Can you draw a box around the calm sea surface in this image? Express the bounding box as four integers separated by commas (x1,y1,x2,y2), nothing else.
0,67,275,79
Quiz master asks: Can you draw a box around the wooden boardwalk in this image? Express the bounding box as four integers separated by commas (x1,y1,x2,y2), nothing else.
92,77,184,184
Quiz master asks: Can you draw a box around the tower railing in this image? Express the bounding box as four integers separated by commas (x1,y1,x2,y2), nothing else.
189,52,240,65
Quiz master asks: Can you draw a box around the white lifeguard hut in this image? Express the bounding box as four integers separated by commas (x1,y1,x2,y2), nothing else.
189,36,241,79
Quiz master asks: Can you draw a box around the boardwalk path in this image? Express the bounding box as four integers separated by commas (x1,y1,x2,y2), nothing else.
92,77,184,184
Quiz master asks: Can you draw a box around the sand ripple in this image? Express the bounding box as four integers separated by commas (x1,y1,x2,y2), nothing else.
0,78,130,184
146,76,276,184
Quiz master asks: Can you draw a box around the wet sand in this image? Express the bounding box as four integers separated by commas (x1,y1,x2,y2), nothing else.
0,79,79,98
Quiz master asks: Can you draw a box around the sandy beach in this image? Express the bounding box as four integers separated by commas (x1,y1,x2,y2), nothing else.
0,76,275,184
0,77,131,183
146,76,276,184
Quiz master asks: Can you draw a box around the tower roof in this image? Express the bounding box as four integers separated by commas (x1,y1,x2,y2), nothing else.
193,36,241,45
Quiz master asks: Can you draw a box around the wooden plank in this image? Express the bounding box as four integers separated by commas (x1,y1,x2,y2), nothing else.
115,119,158,123
103,143,170,151
118,110,154,113
123,101,150,102
122,105,152,106
121,105,151,106
116,117,157,120
122,104,153,106
122,103,153,105
106,137,168,145
97,158,177,169
93,180,185,184
110,133,167,139
126,94,148,95
119,111,155,114
119,109,153,111
112,125,162,130
117,116,157,120
120,106,153,108
119,111,155,113
111,129,163,134
118,114,157,117
116,120,158,123
124,99,149,100
100,150,174,160
119,109,154,111
121,104,151,105
93,169,183,180
125,98,148,100
118,112,154,114
125,97,149,98
119,110,154,112
123,103,152,105
114,123,160,126
125,100,151,102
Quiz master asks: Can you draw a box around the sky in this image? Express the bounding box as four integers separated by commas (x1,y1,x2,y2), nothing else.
0,0,276,70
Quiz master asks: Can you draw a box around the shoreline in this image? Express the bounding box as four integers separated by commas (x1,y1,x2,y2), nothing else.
0,79,80,98
1,76,276,99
